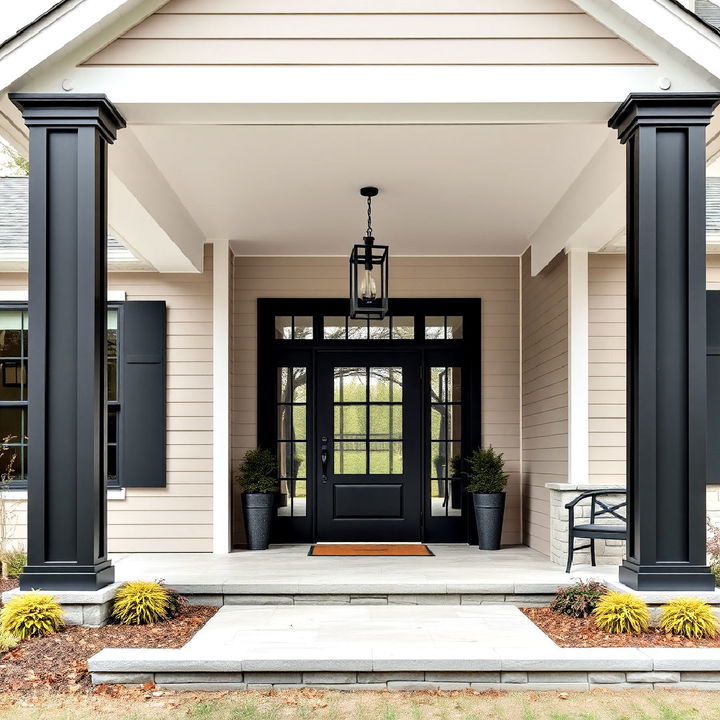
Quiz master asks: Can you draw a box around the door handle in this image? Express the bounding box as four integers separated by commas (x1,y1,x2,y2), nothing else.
321,436,329,483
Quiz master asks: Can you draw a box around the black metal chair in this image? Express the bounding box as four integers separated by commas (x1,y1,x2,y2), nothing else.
565,489,627,573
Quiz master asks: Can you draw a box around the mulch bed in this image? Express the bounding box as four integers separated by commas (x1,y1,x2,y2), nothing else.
523,607,720,648
0,577,19,597
0,604,217,693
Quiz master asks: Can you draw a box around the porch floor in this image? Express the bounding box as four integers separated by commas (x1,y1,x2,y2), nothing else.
111,544,617,596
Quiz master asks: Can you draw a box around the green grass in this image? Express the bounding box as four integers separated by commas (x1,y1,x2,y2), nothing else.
0,690,718,720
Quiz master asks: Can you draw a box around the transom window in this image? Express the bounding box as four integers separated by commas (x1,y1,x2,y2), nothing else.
323,316,414,340
425,316,463,340
0,306,121,489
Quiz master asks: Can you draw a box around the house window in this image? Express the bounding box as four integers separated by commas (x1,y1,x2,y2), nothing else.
0,306,122,489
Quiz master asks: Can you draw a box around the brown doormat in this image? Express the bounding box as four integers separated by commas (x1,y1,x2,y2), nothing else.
308,544,434,557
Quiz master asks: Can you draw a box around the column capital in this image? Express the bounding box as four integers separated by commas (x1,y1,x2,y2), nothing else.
9,93,126,144
608,92,720,144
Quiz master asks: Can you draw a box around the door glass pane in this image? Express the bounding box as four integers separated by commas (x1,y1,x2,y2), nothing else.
391,316,414,340
447,316,463,339
293,317,313,340
347,317,369,340
369,441,402,474
292,367,307,402
447,367,462,403
334,405,366,440
369,317,390,340
425,316,445,339
369,367,402,402
446,405,461,441
430,368,462,516
275,316,293,339
333,366,403,475
334,441,366,474
324,316,347,340
334,367,366,402
276,366,307,516
430,366,447,403
369,405,402,440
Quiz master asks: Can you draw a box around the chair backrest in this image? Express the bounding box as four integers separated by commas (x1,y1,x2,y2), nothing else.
590,492,627,525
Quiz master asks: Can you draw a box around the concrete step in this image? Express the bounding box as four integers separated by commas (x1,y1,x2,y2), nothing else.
88,604,720,691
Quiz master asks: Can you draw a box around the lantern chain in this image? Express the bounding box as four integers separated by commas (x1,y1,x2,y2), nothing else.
366,195,373,238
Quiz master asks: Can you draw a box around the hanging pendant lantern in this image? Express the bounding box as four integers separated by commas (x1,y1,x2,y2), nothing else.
349,186,389,320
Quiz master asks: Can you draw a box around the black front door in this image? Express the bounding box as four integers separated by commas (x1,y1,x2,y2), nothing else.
316,352,422,541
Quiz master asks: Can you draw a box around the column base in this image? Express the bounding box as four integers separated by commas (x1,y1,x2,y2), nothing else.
19,561,115,591
619,560,716,591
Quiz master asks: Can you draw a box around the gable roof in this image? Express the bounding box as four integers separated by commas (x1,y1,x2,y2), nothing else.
0,176,151,271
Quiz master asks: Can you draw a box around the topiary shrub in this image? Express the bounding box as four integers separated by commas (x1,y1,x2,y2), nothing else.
465,446,507,494
235,448,278,494
551,580,608,618
593,592,651,634
111,581,176,625
0,592,65,640
0,630,18,653
658,597,719,639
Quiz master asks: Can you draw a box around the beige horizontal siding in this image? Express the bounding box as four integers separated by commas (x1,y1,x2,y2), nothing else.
232,256,521,545
125,14,616,40
0,246,214,554
588,252,720,485
521,249,568,556
85,0,651,67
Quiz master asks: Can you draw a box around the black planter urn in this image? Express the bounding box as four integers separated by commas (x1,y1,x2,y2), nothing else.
472,492,506,550
242,493,274,550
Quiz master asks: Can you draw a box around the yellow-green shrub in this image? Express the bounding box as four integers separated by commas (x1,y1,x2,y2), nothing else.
0,630,18,653
658,598,719,639
0,592,64,640
593,592,651,634
111,581,172,625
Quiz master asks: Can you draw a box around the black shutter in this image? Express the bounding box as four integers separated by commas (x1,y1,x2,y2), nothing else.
708,291,720,485
119,301,166,487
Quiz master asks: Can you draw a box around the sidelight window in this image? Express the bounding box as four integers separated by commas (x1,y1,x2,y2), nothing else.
333,367,403,474
430,366,462,516
277,367,307,516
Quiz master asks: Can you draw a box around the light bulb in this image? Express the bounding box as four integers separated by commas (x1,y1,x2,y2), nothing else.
360,269,377,303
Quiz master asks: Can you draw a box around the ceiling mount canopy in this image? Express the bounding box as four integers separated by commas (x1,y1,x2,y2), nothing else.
350,186,389,320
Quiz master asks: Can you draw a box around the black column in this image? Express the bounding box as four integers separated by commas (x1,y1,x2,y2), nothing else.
9,94,126,591
609,93,720,591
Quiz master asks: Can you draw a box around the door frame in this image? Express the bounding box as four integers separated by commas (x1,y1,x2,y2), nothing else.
256,298,481,544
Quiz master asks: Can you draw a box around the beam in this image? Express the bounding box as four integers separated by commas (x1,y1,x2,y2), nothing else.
109,128,205,272
567,249,589,486
529,136,625,275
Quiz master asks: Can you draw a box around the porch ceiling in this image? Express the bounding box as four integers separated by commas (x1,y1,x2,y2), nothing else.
128,122,615,257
